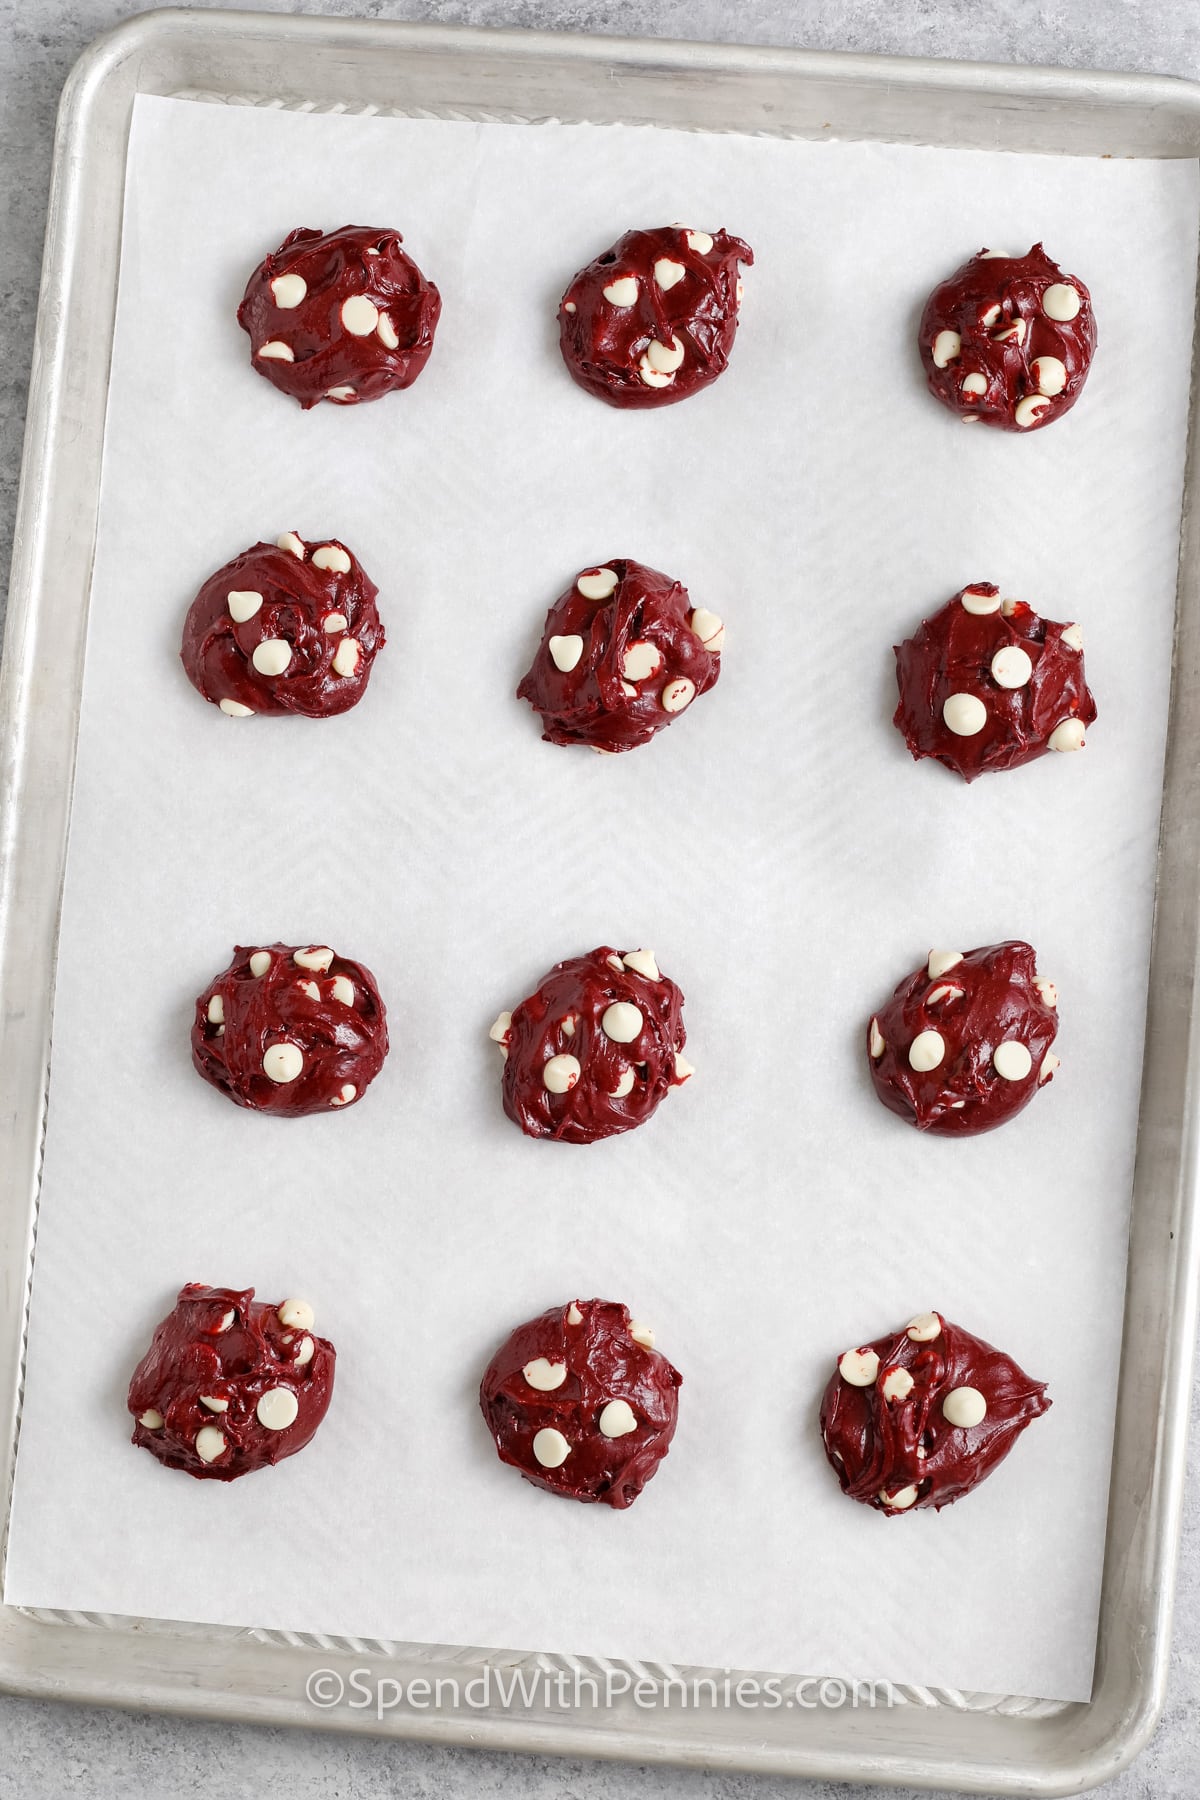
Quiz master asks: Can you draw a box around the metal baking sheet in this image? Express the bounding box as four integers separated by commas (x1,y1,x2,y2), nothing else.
1,10,1199,1792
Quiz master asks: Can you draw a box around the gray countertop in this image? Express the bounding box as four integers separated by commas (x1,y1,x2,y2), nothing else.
1,1,1198,1795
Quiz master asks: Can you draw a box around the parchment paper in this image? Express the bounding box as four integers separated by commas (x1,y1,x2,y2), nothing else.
5,93,1197,1703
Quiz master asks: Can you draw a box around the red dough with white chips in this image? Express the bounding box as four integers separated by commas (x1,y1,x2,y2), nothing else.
479,1298,682,1509
128,1285,335,1481
893,583,1097,781
237,224,441,408
489,946,692,1144
517,559,723,752
918,243,1096,431
868,941,1059,1137
820,1310,1050,1514
558,224,752,408
181,532,383,719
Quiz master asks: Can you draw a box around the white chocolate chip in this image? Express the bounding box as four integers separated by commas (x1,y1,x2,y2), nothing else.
962,586,1001,616
263,1042,303,1084
257,1388,299,1431
217,1310,236,1332
219,698,254,717
908,1029,946,1073
661,677,696,714
943,692,987,737
881,1367,914,1403
961,372,988,397
1001,597,1020,617
331,975,355,1006
533,1427,571,1468
377,312,399,350
270,273,307,309
992,318,1026,346
330,1084,357,1106
599,1399,637,1438
991,645,1033,689
1034,977,1058,1008
295,1337,314,1365
605,955,624,974
839,1348,880,1387
1033,355,1067,396
139,1409,164,1430
227,590,263,624
906,1312,941,1342
645,336,685,374
880,1485,918,1510
257,341,294,361
1062,624,1083,651
207,994,225,1025
294,947,334,972
931,329,961,368
566,1304,583,1326
601,1002,643,1044
1039,1051,1061,1084
543,1053,581,1094
622,640,663,682
298,980,320,1001
489,1011,512,1045
523,1358,568,1391
602,276,638,307
674,1052,696,1080
323,612,348,634
653,258,686,290
690,608,725,652
199,1394,228,1413
1049,717,1086,752
549,634,584,672
981,250,1009,260
685,230,714,254
341,295,379,336
926,983,965,1006
993,1040,1033,1081
563,300,577,313
1042,282,1081,322
560,1014,577,1038
869,1017,886,1059
332,638,361,678
927,951,963,978
277,532,305,559
278,1299,315,1331
195,1426,226,1463
611,1067,635,1098
943,1386,987,1428
637,355,675,389
326,387,356,402
577,568,618,601
1015,394,1052,429
249,951,272,977
622,949,660,981
252,639,291,678
630,1321,655,1348
312,544,352,574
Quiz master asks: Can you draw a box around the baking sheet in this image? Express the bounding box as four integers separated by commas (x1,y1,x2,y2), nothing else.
4,93,1197,1705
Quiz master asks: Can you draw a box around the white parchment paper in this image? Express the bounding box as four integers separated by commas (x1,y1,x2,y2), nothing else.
5,93,1198,1703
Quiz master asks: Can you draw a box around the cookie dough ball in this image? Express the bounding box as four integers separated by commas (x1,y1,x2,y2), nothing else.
489,947,692,1144
181,533,383,719
193,943,388,1116
893,584,1097,781
517,559,722,752
558,224,752,408
919,243,1096,431
238,225,441,408
479,1298,681,1508
128,1285,335,1480
820,1311,1050,1514
868,941,1059,1136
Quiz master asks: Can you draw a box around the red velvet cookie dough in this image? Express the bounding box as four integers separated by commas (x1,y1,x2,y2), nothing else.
558,224,752,408
893,584,1097,781
181,532,383,719
128,1285,335,1481
479,1298,681,1508
238,225,441,408
193,943,388,1116
868,941,1059,1137
820,1311,1050,1514
517,559,723,752
489,947,692,1144
919,244,1096,431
